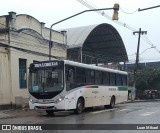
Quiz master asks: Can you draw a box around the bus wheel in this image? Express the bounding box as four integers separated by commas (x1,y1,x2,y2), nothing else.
74,98,84,114
109,96,115,109
46,110,54,115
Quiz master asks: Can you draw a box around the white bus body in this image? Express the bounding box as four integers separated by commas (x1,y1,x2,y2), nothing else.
29,60,128,114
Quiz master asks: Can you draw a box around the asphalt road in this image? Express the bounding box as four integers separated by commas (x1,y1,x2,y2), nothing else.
0,101,160,133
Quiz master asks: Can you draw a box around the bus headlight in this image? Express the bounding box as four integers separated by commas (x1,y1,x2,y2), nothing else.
55,97,64,104
29,99,34,104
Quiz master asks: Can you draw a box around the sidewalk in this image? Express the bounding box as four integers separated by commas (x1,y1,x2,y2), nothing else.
126,98,160,103
0,108,38,119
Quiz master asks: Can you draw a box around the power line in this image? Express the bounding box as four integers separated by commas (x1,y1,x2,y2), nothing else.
138,5,160,12
141,35,160,53
1,10,160,61
120,8,138,14
75,0,160,56
75,0,138,32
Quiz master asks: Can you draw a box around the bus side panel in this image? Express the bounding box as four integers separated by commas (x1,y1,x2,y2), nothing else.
64,87,95,109
63,86,128,110
81,87,94,108
116,87,128,104
115,87,121,104
55,100,66,110
118,90,128,104
64,91,77,110
104,86,117,105
92,86,106,106
102,86,110,106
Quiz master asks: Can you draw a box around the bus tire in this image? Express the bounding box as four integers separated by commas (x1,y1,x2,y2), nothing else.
46,110,54,115
109,96,115,109
74,98,84,114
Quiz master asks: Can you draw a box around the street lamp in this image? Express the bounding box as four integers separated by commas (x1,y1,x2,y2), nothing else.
49,4,119,60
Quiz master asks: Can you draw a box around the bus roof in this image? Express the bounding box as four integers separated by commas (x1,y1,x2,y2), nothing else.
63,60,127,75
30,60,127,75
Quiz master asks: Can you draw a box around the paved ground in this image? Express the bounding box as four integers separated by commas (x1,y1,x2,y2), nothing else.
0,99,160,119
1,100,160,133
0,108,38,119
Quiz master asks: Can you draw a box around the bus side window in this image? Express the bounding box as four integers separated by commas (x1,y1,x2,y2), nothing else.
103,72,110,85
110,73,116,86
95,71,103,85
122,75,127,86
116,74,122,86
66,65,75,91
68,69,74,81
86,69,95,85
76,67,86,86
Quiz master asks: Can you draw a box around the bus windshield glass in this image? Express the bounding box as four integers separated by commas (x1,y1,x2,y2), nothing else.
29,68,64,93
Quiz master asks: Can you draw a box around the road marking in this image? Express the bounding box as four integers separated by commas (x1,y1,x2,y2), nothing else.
141,111,159,116
117,109,130,112
90,109,115,114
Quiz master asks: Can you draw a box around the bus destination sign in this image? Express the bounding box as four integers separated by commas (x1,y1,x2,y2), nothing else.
34,62,58,68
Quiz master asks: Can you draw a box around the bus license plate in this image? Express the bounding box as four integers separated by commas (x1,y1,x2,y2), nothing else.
41,106,48,109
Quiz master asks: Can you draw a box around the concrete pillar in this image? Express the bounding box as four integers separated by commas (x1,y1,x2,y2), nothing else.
41,22,45,35
8,12,16,29
61,30,67,46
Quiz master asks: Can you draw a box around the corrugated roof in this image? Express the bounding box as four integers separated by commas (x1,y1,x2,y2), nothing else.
65,25,97,48
64,23,128,63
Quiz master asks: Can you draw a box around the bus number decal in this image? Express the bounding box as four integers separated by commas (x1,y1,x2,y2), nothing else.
34,62,58,68
109,88,116,91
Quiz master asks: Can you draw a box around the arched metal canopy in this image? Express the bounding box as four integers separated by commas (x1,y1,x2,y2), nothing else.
65,23,128,64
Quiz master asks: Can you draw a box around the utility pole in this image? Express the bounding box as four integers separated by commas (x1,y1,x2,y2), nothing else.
133,28,147,83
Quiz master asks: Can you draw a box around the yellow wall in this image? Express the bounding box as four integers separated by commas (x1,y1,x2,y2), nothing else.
0,12,67,107
0,47,11,105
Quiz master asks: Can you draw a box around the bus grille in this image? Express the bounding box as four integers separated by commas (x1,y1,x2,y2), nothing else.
35,106,54,109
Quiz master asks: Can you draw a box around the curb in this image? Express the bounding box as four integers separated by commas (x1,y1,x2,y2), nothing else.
126,99,160,103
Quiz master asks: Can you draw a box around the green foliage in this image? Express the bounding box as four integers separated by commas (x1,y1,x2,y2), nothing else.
134,65,160,90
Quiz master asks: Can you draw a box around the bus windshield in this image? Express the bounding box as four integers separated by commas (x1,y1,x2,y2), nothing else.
29,68,64,93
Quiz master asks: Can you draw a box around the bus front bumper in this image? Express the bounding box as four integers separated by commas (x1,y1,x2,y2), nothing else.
29,100,65,110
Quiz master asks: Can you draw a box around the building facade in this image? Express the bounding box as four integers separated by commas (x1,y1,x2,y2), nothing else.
0,12,67,108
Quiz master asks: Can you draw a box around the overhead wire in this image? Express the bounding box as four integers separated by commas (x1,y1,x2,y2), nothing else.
1,9,160,61
0,10,134,59
75,0,160,60
120,8,138,14
75,0,138,32
141,35,160,53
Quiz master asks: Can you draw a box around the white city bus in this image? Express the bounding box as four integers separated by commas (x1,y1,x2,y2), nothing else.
28,60,128,115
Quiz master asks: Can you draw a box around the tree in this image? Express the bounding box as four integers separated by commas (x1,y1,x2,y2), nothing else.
135,65,160,90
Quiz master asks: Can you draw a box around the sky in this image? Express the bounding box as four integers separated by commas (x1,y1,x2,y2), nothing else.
1,0,160,63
